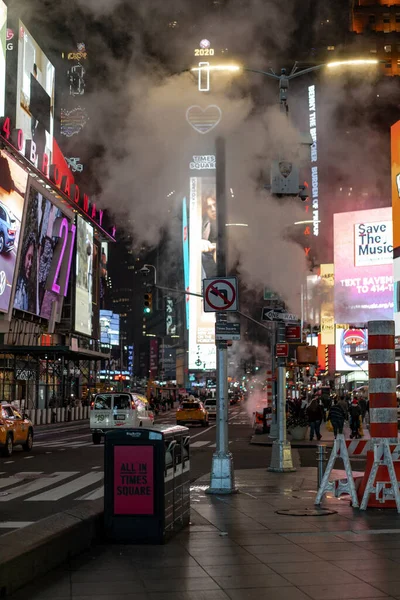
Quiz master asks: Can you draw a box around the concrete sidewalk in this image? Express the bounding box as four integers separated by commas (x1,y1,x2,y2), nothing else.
252,421,372,448
10,466,400,600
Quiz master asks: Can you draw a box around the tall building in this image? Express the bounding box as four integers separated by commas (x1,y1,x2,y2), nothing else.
351,0,400,75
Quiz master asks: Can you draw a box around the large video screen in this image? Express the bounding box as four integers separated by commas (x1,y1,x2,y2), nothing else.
100,310,119,346
188,175,216,371
13,183,73,318
0,1,6,118
335,328,368,372
334,208,393,324
16,22,55,162
75,216,93,336
0,151,28,313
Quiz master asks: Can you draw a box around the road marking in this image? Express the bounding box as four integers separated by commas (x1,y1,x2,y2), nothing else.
3,461,14,464
45,452,52,455
0,472,44,490
0,521,34,529
77,486,104,500
0,472,78,501
191,441,210,448
27,472,104,502
91,466,101,470
24,456,34,459
210,443,216,448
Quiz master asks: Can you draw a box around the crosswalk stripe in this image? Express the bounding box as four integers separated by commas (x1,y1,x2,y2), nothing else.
0,472,78,502
0,521,34,529
0,472,44,490
27,472,104,502
191,441,209,448
77,485,104,500
210,443,216,448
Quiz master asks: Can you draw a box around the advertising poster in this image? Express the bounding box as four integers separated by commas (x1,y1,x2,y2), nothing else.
391,121,400,337
320,263,334,345
113,446,154,515
0,150,28,313
334,208,393,324
189,175,216,371
75,216,93,336
16,22,55,162
100,310,119,346
0,1,6,117
149,339,159,380
335,328,368,372
13,183,72,318
182,198,189,328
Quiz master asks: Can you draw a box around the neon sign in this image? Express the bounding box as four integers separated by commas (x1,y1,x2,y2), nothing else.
0,116,115,240
186,105,222,134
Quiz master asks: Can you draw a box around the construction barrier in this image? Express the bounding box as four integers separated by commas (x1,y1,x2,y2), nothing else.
357,320,400,507
315,434,359,507
25,406,89,426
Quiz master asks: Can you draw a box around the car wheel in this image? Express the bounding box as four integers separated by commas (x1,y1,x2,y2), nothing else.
139,421,143,427
0,233,4,254
2,433,13,457
22,429,33,452
202,419,207,427
92,433,101,445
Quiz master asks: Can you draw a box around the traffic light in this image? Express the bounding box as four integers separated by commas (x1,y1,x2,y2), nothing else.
143,292,153,314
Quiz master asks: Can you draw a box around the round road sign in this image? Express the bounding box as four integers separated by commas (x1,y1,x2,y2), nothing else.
205,279,236,311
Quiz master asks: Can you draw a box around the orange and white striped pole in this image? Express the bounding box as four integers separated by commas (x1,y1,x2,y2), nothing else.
368,320,397,442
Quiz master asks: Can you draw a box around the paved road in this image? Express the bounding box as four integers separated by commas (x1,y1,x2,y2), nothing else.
0,403,266,536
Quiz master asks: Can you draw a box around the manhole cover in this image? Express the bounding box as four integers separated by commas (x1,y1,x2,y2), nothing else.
276,508,337,517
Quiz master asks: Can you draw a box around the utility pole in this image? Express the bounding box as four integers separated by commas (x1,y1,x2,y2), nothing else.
268,321,296,472
207,137,236,494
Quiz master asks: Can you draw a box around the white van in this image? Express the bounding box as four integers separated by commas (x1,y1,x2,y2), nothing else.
90,392,154,444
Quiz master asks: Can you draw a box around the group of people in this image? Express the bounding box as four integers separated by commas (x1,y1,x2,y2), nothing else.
304,390,367,440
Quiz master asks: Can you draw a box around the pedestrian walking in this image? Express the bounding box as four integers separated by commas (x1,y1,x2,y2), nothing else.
350,399,362,439
328,399,345,439
338,395,349,421
306,395,324,441
358,396,367,422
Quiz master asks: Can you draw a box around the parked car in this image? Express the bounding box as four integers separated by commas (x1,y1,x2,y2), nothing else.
203,398,216,418
0,402,33,457
0,201,17,253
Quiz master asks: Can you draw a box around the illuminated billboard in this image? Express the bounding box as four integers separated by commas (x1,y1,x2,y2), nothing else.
16,22,55,163
75,216,93,336
334,208,393,324
188,175,216,371
391,121,400,337
13,182,74,319
0,1,6,118
320,263,334,345
0,150,28,313
335,327,368,372
182,198,189,328
100,310,119,346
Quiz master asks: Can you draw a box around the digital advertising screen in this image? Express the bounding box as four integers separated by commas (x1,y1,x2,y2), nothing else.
335,327,368,372
320,263,334,345
100,310,119,346
182,198,189,329
0,1,6,118
13,183,73,319
0,150,28,313
75,216,93,336
188,175,216,371
16,22,55,162
334,208,393,324
391,120,400,337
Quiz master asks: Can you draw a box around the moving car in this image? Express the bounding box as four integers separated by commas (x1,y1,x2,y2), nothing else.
203,398,216,418
90,392,154,444
0,202,17,253
0,402,33,457
176,399,209,427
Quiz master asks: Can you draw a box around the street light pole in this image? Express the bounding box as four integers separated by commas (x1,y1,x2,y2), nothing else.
207,136,236,495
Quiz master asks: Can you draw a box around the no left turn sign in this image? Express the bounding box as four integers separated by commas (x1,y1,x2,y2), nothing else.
203,277,238,312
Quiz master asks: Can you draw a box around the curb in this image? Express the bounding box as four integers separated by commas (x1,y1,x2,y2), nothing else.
250,435,334,449
0,500,103,597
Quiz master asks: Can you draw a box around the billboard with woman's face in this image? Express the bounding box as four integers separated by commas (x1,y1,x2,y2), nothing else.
74,216,93,336
0,150,28,313
13,183,74,319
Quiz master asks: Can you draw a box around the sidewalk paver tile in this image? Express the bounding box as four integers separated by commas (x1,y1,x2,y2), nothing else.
299,583,388,599
282,571,364,586
202,564,275,577
211,573,291,589
242,543,303,555
193,554,261,566
224,587,312,600
72,580,146,595
332,559,398,572
147,592,230,600
143,578,220,592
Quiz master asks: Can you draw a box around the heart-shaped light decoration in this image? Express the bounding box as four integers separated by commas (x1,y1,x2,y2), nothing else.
186,105,222,135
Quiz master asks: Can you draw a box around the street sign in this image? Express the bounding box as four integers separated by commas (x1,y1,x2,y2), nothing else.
286,324,301,341
204,277,238,312
215,322,240,341
276,343,289,358
261,308,298,322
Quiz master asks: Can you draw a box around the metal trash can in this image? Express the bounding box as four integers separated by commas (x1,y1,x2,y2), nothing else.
104,425,190,544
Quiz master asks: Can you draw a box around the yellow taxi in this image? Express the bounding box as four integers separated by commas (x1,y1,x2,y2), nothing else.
176,398,209,427
0,403,34,457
